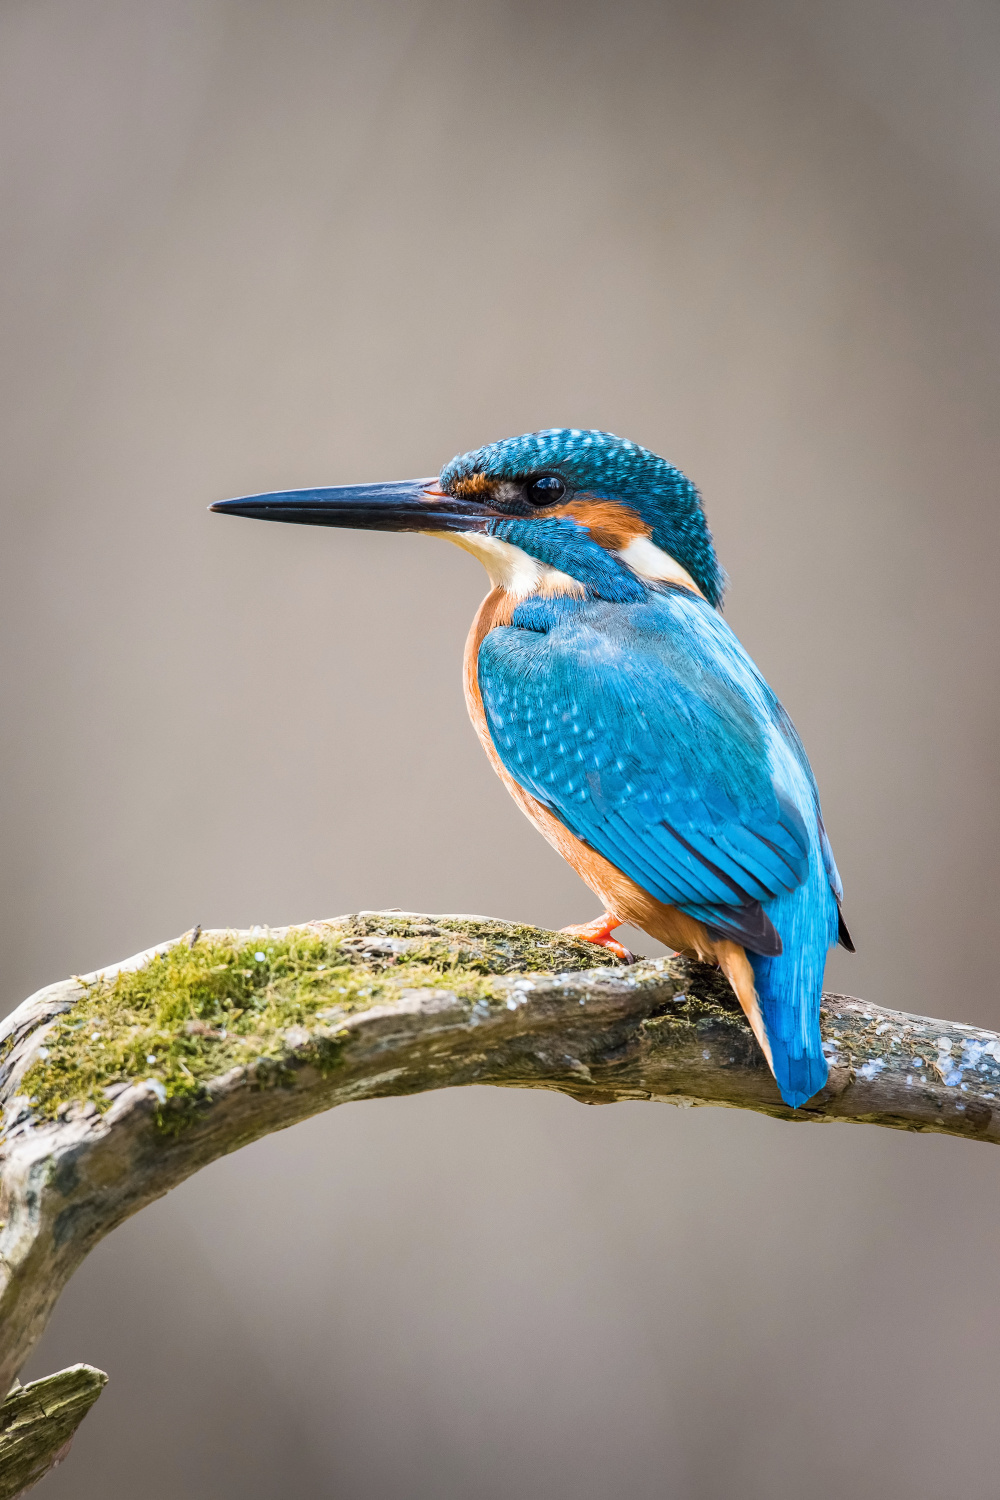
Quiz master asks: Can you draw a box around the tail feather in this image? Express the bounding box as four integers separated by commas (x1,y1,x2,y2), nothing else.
761,1033,828,1110
705,858,838,1108
716,941,827,1108
748,880,836,1108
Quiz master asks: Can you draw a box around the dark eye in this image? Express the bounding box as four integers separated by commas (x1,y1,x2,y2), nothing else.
526,474,567,506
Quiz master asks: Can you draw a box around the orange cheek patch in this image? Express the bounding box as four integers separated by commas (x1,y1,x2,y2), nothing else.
550,497,651,550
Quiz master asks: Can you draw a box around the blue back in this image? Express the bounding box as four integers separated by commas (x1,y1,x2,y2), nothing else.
478,585,841,1107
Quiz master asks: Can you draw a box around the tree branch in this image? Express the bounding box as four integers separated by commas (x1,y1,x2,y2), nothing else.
0,1365,107,1498
3,909,998,1411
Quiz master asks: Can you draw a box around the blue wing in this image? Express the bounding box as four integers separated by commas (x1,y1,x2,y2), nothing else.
478,587,843,1108
478,589,834,955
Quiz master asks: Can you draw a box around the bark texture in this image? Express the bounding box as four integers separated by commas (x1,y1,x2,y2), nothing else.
0,1364,107,1497
2,910,998,1453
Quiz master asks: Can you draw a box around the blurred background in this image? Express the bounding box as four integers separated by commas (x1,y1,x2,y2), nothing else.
3,0,999,1495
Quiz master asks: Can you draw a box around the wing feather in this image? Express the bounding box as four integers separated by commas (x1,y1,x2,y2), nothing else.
479,591,824,955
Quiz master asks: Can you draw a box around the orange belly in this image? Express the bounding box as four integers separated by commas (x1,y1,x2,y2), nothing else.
463,591,772,1064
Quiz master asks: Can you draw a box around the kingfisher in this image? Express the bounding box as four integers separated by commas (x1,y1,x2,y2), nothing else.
212,428,853,1108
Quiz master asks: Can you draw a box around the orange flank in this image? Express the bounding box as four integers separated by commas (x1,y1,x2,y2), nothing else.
462,588,770,1059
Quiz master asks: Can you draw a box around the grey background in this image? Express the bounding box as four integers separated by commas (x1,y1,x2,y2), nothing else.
3,1,999,1495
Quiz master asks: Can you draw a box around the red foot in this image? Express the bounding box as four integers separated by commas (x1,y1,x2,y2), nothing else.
559,913,635,964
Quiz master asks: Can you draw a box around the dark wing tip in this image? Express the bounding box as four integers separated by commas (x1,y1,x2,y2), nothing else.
705,900,783,958
837,908,856,953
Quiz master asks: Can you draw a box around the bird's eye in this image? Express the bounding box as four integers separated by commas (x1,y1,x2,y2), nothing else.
526,474,567,506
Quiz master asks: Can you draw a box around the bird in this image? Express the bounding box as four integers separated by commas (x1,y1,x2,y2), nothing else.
212,428,853,1108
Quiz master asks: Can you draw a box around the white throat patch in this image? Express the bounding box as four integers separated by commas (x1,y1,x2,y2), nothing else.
438,531,583,600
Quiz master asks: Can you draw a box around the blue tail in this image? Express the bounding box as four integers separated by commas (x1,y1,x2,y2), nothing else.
749,872,838,1109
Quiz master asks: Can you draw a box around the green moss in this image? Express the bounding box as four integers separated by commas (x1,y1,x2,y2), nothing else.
18,915,618,1133
348,913,623,975
651,957,746,1022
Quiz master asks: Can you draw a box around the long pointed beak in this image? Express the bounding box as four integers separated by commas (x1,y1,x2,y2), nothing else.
210,478,492,533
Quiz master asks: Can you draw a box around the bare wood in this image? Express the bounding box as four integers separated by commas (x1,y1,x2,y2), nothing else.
0,1364,107,1497
2,909,998,1412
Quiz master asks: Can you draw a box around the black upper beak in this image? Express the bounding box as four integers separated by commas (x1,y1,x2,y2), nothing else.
210,478,491,533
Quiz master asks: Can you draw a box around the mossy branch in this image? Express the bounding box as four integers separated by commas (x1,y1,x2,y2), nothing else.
3,911,1000,1443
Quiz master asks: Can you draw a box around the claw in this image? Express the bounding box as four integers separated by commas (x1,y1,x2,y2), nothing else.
559,912,636,964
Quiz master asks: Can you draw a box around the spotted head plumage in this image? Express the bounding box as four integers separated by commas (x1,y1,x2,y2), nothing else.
440,428,726,608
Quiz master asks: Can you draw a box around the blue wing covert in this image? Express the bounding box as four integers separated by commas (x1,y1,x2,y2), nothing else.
478,586,841,1107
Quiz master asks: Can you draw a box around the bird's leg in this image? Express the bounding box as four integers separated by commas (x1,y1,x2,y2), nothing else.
559,912,635,964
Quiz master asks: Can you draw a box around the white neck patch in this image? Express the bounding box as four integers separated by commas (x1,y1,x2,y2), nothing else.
437,531,583,600
616,535,704,598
